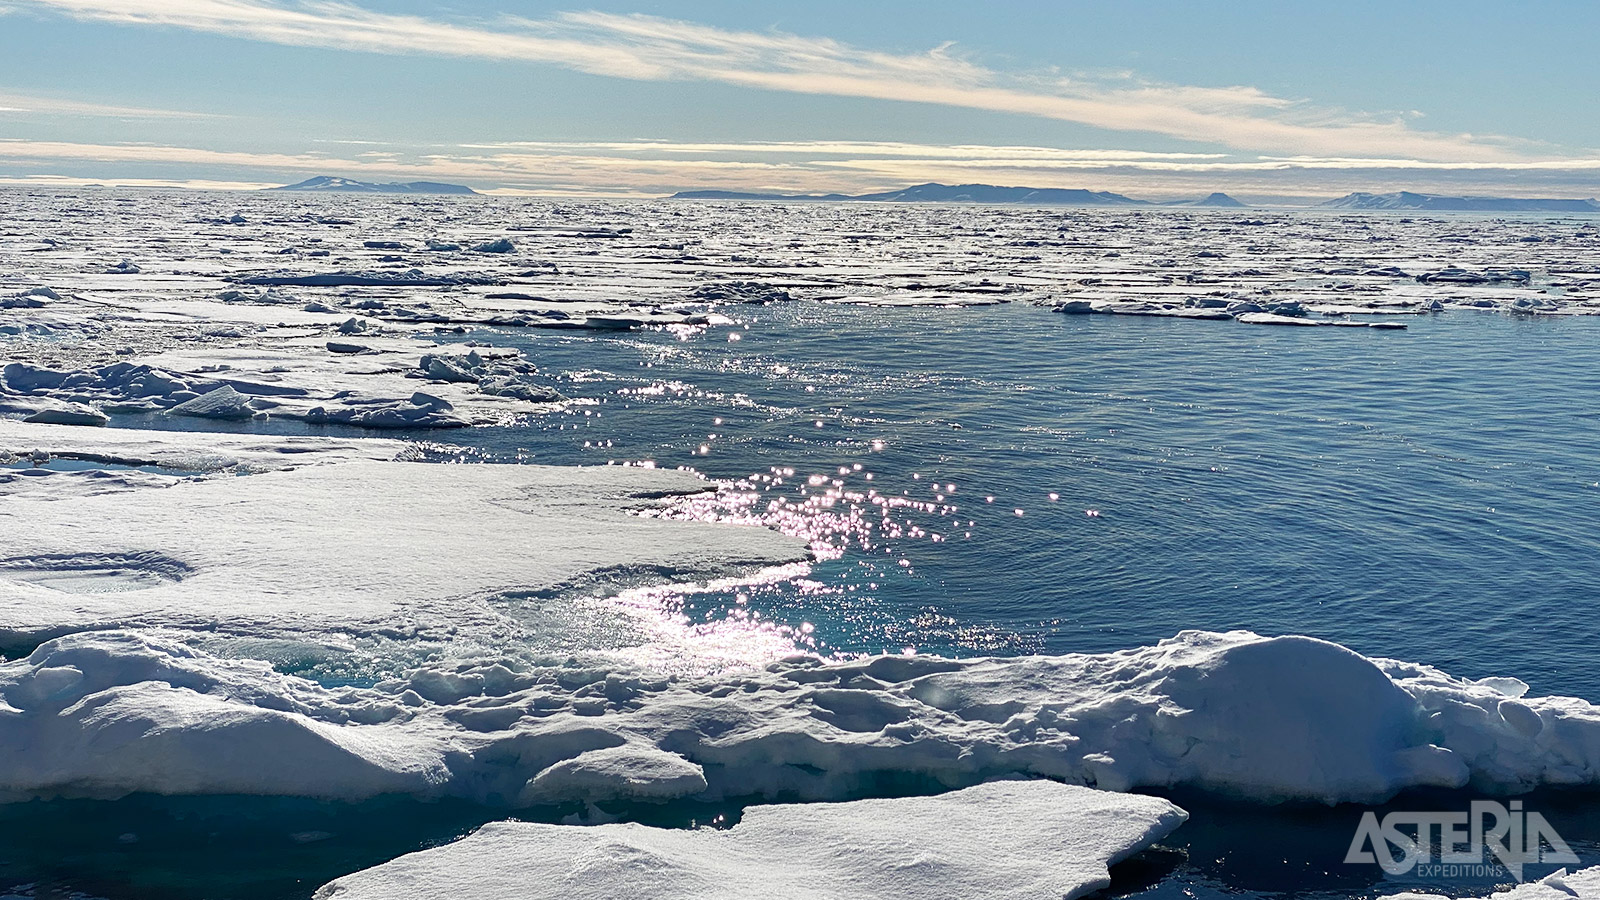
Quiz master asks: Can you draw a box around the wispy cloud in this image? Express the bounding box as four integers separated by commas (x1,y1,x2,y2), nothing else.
0,174,279,190
0,89,222,119
8,1,1547,162
460,140,1233,162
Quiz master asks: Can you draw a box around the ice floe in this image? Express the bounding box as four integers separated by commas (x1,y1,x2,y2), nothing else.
0,426,808,645
19,400,109,426
0,417,412,475
1,626,1599,807
234,269,505,288
311,780,1187,900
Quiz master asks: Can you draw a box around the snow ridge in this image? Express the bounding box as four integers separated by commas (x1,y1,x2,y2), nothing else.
2,629,1597,807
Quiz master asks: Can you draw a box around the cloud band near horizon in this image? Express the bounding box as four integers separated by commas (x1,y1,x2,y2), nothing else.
2,137,1599,199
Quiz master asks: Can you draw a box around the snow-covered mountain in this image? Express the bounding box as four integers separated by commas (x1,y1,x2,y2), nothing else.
671,183,1245,207
271,175,479,195
1322,191,1599,212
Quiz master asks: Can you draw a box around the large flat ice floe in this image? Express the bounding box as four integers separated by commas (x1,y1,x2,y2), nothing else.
312,780,1187,900
3,626,1600,807
0,423,808,646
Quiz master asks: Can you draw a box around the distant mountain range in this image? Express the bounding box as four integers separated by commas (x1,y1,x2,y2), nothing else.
670,183,1248,208
261,179,1598,212
270,176,479,195
1321,191,1600,212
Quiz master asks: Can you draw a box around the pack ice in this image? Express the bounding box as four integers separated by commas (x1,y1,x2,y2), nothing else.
311,780,1188,900
4,190,1600,897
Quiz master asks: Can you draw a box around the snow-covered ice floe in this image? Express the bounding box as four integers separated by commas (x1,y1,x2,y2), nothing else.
0,423,809,646
2,624,1599,807
0,417,414,473
311,780,1186,900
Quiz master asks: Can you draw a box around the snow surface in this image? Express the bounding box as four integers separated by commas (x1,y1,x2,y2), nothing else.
0,417,413,474
0,426,809,646
312,780,1187,900
2,626,1599,806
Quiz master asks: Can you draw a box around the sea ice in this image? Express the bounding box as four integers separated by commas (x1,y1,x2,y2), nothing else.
2,623,1598,807
1,422,1594,814
470,238,516,254
165,384,258,419
311,780,1187,900
0,418,412,475
20,401,108,427
234,269,504,287
7,190,1600,897
0,425,809,644
3,340,565,427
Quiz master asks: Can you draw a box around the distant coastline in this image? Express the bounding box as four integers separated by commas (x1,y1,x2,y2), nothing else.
668,182,1600,211
669,182,1247,207
231,177,1600,211
270,175,479,195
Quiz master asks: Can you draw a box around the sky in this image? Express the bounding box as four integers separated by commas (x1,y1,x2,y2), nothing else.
0,0,1598,199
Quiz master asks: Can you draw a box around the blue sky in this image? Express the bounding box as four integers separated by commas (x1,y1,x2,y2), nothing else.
1,1,1597,197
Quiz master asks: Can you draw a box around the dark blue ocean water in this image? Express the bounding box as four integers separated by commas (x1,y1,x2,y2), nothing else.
442,304,1600,701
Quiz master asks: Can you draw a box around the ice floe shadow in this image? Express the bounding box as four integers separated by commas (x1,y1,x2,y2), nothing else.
2,458,203,478
0,552,191,595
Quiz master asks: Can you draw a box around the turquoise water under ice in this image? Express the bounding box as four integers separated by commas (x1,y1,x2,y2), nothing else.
453,305,1600,700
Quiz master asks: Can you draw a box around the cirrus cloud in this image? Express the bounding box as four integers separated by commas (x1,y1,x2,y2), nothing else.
5,0,1555,163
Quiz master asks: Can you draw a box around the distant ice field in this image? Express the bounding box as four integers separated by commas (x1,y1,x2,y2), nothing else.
405,304,1600,699
9,192,1600,899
